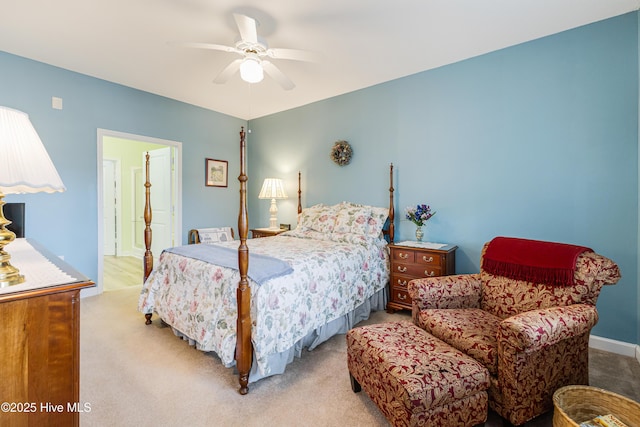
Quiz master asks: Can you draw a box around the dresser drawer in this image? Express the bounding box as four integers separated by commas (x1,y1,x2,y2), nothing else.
392,262,441,278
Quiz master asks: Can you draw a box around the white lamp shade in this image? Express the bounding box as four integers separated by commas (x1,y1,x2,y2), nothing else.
258,178,287,199
0,106,66,194
239,56,264,84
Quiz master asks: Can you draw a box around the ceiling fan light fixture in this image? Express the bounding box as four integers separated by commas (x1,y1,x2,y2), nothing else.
179,13,308,89
240,56,264,83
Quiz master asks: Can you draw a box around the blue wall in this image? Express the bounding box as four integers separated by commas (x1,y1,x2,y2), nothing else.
0,12,638,345
0,52,246,283
248,13,639,343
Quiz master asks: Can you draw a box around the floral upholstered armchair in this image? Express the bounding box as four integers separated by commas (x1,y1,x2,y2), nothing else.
407,237,621,426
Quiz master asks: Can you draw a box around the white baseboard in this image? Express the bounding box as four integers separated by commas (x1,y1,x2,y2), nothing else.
81,287,99,298
589,335,639,361
120,250,143,259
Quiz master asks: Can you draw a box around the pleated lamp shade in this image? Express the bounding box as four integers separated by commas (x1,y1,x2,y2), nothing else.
258,178,287,229
0,106,66,194
0,106,65,286
258,178,287,200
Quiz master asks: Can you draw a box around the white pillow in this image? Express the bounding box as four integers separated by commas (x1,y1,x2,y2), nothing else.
197,227,234,243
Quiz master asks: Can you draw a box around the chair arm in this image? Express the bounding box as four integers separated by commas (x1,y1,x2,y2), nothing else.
407,273,482,311
498,304,599,352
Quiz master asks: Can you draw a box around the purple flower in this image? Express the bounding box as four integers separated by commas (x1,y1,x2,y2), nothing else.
405,204,436,226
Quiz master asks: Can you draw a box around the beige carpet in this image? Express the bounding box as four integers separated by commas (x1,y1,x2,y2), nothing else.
79,286,640,426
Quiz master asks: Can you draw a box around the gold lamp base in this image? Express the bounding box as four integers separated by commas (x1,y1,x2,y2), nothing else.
0,254,24,287
0,193,24,288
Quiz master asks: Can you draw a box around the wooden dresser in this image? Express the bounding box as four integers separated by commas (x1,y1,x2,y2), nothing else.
387,241,457,312
0,239,94,427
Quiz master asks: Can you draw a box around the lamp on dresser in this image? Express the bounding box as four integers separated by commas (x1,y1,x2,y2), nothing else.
0,106,66,287
258,178,287,230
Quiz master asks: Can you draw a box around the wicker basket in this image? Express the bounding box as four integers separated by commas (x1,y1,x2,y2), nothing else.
553,385,640,427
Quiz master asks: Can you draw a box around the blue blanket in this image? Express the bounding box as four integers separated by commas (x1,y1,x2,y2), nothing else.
164,244,293,286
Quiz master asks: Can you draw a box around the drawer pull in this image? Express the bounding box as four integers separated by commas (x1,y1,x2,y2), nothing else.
422,256,434,262
424,270,436,277
396,279,407,286
397,266,407,273
397,293,407,301
398,252,409,259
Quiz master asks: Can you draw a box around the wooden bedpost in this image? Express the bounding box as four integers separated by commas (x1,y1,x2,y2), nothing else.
389,163,395,243
236,127,251,395
143,151,154,325
298,171,302,215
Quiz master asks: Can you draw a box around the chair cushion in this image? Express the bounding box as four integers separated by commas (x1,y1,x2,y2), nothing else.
416,308,501,375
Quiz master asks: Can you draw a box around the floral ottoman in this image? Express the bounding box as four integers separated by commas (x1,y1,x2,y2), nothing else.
347,321,489,427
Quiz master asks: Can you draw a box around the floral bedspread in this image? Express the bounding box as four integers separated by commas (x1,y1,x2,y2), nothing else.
138,231,389,376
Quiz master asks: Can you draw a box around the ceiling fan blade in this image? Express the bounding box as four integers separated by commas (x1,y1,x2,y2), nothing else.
233,13,258,44
169,41,237,54
213,59,242,84
267,48,320,63
262,61,295,90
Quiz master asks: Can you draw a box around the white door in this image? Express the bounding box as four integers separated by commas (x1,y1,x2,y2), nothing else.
144,147,174,264
103,160,117,255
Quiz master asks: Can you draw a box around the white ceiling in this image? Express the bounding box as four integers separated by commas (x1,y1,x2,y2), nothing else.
1,0,638,120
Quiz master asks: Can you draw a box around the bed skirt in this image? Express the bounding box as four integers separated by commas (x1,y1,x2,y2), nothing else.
169,286,388,383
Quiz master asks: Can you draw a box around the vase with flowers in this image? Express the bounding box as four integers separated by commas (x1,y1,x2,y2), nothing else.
405,204,436,242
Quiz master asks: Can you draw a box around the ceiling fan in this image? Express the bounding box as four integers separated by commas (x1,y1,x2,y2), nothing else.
176,13,317,90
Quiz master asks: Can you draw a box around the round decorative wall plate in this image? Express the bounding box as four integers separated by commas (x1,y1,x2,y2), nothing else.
330,140,353,166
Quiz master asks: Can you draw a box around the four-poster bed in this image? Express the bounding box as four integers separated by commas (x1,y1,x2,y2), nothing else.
139,127,395,395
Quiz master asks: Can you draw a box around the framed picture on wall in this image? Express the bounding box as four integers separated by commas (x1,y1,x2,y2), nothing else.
205,158,228,187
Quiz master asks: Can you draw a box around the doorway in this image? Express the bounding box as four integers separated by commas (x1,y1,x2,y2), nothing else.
96,129,182,295
103,158,119,256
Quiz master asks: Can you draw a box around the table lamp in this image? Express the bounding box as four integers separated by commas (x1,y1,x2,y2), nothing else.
0,106,66,287
258,178,287,230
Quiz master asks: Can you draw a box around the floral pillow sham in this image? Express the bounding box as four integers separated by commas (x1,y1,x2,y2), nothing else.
295,201,389,239
297,203,337,234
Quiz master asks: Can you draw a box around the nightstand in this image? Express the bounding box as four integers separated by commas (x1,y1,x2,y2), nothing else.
250,227,287,238
387,241,457,312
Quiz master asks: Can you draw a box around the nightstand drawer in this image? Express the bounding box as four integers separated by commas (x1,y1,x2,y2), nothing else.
416,252,443,266
390,288,411,305
392,262,441,278
391,274,415,290
392,250,415,263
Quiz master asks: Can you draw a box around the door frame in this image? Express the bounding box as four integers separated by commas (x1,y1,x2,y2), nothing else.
102,157,122,256
94,129,182,296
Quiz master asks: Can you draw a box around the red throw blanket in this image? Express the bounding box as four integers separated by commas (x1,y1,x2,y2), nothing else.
482,237,593,286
